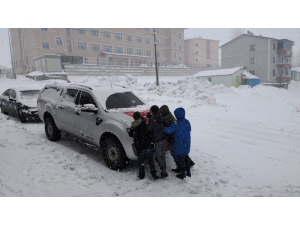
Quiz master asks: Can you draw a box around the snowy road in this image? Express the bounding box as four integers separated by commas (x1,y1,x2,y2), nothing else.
1,75,300,196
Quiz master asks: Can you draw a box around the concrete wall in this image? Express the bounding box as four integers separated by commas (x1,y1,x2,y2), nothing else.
63,64,206,77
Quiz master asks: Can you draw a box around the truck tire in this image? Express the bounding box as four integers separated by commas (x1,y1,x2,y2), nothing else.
45,117,61,141
102,137,128,170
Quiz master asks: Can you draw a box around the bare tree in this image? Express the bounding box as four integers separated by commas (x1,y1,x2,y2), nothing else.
229,28,245,40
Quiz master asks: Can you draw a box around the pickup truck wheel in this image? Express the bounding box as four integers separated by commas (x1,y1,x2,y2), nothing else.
102,137,128,170
45,117,61,141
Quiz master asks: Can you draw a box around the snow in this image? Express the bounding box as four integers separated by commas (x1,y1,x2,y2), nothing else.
243,70,259,79
1,74,300,198
292,67,300,72
193,67,243,77
26,71,66,76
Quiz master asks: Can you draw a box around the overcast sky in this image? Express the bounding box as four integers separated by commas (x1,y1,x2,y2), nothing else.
1,1,299,68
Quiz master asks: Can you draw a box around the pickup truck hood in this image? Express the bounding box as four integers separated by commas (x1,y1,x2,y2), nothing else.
106,109,150,127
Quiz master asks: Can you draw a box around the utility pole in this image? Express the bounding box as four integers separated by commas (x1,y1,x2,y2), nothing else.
7,28,16,79
18,28,25,76
280,57,283,89
152,28,159,86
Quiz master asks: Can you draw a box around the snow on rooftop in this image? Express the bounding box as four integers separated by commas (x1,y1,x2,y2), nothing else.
242,70,259,79
193,67,243,77
292,67,300,72
26,71,66,76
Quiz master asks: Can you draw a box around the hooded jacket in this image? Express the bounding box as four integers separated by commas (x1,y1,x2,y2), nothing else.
159,105,175,145
164,107,191,155
128,118,152,152
146,113,166,143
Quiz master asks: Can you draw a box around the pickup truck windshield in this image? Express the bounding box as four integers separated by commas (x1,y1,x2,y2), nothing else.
106,92,144,110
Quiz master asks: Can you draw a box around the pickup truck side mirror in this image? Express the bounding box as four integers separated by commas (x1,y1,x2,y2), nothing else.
81,104,98,113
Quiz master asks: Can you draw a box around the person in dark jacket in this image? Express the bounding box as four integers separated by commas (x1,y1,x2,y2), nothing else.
146,105,168,178
159,105,195,173
164,107,191,180
128,111,159,180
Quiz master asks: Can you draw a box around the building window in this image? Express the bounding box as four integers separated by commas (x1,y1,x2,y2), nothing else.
104,45,112,52
277,41,283,50
273,69,276,76
104,30,111,38
91,29,99,36
249,70,255,75
144,28,150,32
273,42,276,50
115,33,122,40
145,38,151,44
84,57,88,64
156,39,160,45
179,46,182,50
179,32,182,39
196,51,198,54
173,41,177,46
136,36,142,43
127,48,133,54
196,59,198,62
77,29,86,34
155,28,160,34
42,42,49,49
137,49,143,55
273,56,276,63
67,40,72,52
286,70,289,76
92,44,100,51
78,42,87,50
249,57,256,64
173,52,177,58
66,28,71,35
179,57,182,61
156,51,160,57
196,43,198,46
286,58,288,63
173,29,177,35
249,44,256,51
145,50,151,56
56,37,63,46
116,46,123,53
41,28,48,31
25,56,28,65
126,35,133,41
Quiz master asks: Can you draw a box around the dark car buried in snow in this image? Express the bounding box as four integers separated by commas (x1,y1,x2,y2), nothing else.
0,87,41,123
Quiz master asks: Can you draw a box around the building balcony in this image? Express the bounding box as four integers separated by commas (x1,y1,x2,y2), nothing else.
277,50,292,56
276,76,291,82
277,64,291,69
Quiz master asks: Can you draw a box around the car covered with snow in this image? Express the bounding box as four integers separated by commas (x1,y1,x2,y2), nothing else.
0,87,41,123
37,83,149,170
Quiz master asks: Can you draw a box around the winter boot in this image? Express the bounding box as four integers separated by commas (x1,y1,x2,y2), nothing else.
190,160,195,167
186,170,191,178
171,168,180,173
176,171,186,180
160,170,169,178
151,170,159,180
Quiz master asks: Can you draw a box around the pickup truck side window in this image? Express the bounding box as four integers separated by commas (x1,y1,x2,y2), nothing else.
9,90,16,99
79,91,96,106
2,89,11,96
64,89,79,103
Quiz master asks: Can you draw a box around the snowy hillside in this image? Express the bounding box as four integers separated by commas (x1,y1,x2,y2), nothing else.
1,75,300,197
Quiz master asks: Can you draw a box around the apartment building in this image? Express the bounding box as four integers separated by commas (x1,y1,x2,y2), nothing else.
184,37,219,68
9,28,186,75
220,33,294,83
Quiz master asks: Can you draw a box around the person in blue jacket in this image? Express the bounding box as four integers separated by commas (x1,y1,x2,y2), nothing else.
164,107,191,180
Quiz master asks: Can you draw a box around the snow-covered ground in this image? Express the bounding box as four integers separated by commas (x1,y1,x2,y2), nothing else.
1,74,300,197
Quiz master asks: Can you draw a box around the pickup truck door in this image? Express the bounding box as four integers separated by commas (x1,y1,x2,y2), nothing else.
75,90,100,142
56,88,80,133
